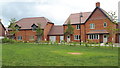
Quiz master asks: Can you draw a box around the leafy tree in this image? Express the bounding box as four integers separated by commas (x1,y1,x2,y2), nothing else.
8,18,19,39
64,20,74,35
36,23,43,42
105,12,119,43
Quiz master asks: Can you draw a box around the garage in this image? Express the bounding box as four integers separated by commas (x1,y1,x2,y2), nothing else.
49,36,56,42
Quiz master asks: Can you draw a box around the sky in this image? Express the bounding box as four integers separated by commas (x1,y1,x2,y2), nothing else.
0,0,119,27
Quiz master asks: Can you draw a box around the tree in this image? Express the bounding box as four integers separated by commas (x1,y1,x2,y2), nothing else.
36,23,43,42
64,20,74,42
8,18,19,39
64,20,74,35
105,12,119,43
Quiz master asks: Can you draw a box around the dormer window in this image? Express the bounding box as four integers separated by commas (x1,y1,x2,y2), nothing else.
31,24,37,31
103,22,107,27
15,25,21,30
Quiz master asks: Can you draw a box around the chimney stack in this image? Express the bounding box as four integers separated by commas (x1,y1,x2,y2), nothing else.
96,2,100,7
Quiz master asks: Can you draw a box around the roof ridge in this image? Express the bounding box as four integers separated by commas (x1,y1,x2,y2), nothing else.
22,17,45,19
71,12,92,15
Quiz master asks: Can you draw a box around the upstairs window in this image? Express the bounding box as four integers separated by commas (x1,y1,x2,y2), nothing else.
74,35,80,40
15,25,20,30
31,24,37,31
76,25,80,29
90,24,95,29
103,22,107,27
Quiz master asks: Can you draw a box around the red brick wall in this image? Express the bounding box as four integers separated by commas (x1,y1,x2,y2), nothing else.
0,23,5,37
56,36,60,43
44,23,54,41
63,24,85,42
15,30,41,42
85,8,117,43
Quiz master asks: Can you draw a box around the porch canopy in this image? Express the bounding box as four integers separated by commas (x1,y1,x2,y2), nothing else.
87,30,109,34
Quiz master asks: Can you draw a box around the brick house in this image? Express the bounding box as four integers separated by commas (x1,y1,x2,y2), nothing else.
0,19,6,39
8,17,54,42
8,17,64,42
63,2,118,43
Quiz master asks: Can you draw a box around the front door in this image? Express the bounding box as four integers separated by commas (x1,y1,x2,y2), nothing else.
103,35,108,43
67,35,70,42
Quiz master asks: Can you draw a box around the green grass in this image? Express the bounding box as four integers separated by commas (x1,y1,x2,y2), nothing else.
2,43,118,66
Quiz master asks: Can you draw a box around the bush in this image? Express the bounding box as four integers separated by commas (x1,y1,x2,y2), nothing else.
2,37,17,43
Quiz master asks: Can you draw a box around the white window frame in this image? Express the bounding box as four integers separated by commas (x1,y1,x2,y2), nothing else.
90,24,95,29
74,35,80,40
88,34,99,39
76,25,80,29
103,22,107,27
18,36,22,40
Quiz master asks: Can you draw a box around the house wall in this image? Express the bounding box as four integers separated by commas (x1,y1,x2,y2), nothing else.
85,8,117,43
14,30,44,42
63,24,85,42
0,23,5,37
44,23,54,41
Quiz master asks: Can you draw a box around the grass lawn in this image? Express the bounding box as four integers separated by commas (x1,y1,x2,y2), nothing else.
2,43,118,66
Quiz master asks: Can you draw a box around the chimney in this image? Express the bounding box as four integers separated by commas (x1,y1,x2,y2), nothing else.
96,2,100,7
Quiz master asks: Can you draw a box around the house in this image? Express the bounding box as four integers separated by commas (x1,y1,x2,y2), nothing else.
8,17,54,42
63,2,118,43
0,19,6,39
48,25,64,43
8,17,64,42
118,22,120,43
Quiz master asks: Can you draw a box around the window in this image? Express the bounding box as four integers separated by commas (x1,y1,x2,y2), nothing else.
18,36,22,40
88,34,99,39
29,36,34,40
74,35,80,40
90,24,95,29
76,25,80,29
32,25,37,31
103,22,107,27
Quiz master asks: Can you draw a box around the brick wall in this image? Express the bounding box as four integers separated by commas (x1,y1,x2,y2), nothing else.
85,8,117,43
0,23,5,37
44,23,54,41
64,24,85,42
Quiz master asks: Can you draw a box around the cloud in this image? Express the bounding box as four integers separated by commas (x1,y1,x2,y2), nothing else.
0,0,119,27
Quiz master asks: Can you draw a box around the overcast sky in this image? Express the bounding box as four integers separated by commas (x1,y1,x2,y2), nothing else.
0,0,119,27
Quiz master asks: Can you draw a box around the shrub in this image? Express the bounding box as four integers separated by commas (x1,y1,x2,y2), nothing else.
2,37,17,43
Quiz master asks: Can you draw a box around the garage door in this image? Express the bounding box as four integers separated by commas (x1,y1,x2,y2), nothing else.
50,36,56,42
60,36,64,42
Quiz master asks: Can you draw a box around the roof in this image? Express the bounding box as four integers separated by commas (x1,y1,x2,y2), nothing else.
85,7,113,23
0,22,6,30
48,25,64,35
64,12,91,25
15,17,53,30
87,30,109,34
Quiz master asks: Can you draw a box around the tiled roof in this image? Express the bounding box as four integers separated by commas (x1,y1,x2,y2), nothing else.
64,12,92,25
48,25,64,35
87,30,109,34
99,8,113,22
0,22,6,30
16,17,53,29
